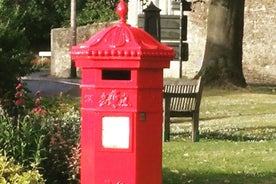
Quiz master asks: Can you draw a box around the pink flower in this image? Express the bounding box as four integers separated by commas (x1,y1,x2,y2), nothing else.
14,98,24,106
15,91,24,98
32,107,47,115
35,98,41,106
16,83,23,90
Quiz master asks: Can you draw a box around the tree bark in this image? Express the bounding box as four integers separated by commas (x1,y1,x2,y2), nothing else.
70,0,77,78
197,0,247,87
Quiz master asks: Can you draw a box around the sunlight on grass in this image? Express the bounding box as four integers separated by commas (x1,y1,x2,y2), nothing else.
163,86,276,183
201,93,276,119
163,141,276,184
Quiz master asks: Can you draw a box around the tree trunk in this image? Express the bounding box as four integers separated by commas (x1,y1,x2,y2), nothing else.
197,0,247,87
70,0,77,78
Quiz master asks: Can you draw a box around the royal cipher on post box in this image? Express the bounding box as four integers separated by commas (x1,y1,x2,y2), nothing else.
70,1,174,183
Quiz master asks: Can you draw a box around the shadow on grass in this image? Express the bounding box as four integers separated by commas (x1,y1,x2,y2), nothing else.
200,126,276,141
171,126,276,142
162,168,276,184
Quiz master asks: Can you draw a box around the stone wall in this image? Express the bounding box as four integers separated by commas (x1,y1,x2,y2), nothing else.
51,22,113,78
51,28,70,78
243,0,276,84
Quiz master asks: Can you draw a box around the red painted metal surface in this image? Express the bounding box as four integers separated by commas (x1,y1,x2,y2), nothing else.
70,0,175,183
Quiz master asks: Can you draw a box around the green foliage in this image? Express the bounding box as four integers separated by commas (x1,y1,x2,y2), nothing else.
0,154,45,183
0,1,33,113
0,112,50,169
22,0,70,45
77,0,119,25
0,0,70,46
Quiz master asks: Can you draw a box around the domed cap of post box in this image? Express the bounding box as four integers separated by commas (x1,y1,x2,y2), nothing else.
70,0,175,68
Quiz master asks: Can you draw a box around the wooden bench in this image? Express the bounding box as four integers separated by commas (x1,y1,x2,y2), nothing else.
163,77,203,142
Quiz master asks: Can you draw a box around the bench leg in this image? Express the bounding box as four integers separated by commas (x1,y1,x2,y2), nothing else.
163,98,171,142
164,113,170,142
192,113,200,142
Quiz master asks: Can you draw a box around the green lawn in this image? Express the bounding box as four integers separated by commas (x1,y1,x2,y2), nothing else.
162,85,276,184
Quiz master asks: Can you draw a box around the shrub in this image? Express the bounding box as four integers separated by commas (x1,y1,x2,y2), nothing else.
40,99,80,184
0,154,45,183
31,57,51,71
0,4,33,114
0,111,50,169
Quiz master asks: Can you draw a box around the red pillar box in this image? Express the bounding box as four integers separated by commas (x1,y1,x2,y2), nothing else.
70,1,174,183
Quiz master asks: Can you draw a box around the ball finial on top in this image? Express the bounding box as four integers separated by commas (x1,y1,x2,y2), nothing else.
116,0,128,23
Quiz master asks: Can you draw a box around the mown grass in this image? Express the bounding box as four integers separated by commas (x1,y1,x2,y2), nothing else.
162,85,276,184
